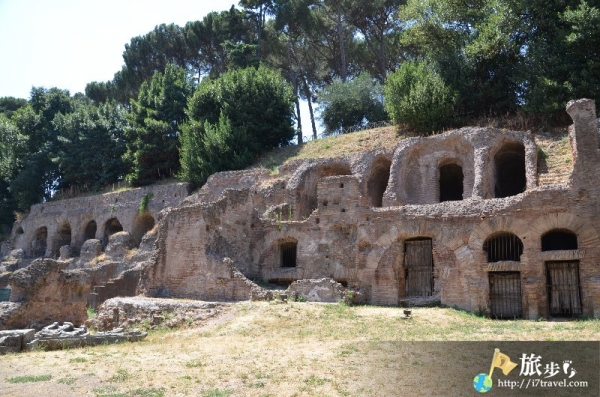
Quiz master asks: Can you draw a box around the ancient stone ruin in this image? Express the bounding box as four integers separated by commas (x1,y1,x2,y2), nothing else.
1,99,599,329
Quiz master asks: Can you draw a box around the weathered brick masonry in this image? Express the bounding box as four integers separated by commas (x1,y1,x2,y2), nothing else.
3,99,599,325
140,99,600,319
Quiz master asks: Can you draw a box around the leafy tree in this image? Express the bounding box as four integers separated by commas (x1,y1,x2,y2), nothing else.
0,115,26,229
318,74,387,134
53,100,128,191
187,65,295,152
125,64,192,186
0,97,28,119
384,61,456,133
181,66,294,187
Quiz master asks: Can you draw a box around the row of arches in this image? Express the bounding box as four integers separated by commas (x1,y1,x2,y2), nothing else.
26,213,155,258
296,140,527,220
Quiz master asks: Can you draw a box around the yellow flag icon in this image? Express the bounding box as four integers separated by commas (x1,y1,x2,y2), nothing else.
489,348,518,377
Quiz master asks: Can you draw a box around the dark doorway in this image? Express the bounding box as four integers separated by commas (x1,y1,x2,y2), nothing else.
132,213,155,247
280,241,297,268
103,218,123,248
542,230,578,251
483,233,523,262
31,227,48,257
367,157,391,207
439,163,464,202
489,272,522,319
546,261,582,317
404,238,434,297
494,143,526,198
54,222,72,255
84,220,97,241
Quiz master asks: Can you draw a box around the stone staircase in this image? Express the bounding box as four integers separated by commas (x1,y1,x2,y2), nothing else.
88,269,140,310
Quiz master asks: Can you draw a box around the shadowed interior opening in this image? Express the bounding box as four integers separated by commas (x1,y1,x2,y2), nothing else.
439,163,463,202
542,229,578,251
494,142,526,198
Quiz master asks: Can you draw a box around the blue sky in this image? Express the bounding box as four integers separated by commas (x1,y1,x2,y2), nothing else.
0,0,233,99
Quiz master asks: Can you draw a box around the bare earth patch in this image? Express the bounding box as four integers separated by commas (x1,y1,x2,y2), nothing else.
1,302,598,397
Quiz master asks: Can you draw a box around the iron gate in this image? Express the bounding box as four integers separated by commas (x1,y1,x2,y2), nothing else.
404,239,434,297
546,261,582,317
489,272,522,319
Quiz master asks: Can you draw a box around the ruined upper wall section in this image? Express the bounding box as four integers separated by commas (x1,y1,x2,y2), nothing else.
9,182,190,259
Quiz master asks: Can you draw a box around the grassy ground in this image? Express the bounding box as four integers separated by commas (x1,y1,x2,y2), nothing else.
1,302,598,397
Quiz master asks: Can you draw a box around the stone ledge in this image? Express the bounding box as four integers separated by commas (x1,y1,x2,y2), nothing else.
484,261,522,272
537,250,585,261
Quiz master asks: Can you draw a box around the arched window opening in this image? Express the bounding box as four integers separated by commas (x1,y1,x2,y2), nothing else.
31,227,48,257
56,223,71,249
103,218,123,248
494,142,526,198
439,163,464,202
280,240,297,268
367,157,391,207
404,238,434,297
132,213,155,247
483,232,523,262
541,230,578,251
84,220,97,241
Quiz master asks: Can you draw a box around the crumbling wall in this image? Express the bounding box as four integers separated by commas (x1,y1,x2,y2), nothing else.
10,182,189,259
1,259,90,329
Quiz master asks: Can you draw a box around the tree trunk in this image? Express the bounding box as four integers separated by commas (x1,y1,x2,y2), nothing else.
336,4,347,81
303,76,318,139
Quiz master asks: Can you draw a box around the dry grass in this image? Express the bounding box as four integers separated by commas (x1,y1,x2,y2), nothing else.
253,126,401,171
535,129,574,185
1,302,598,397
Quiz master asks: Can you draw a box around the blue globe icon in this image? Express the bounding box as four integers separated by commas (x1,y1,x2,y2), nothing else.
473,373,493,393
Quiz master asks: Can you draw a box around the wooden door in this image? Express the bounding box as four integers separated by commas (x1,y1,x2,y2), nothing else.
404,239,434,297
546,261,582,317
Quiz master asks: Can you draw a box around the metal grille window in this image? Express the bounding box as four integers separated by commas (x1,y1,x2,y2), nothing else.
404,239,434,297
546,261,582,317
489,272,522,319
483,233,523,262
280,241,297,268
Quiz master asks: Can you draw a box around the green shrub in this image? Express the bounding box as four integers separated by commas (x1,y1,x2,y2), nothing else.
384,61,456,134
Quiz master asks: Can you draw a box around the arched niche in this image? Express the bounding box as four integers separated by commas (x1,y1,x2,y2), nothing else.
367,156,391,207
103,218,123,248
296,163,352,219
30,226,48,257
84,220,97,241
131,213,155,247
53,222,72,255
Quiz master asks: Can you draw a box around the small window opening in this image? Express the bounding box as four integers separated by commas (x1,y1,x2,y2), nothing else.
541,230,578,251
16,227,24,235
280,241,297,268
340,183,344,188
483,232,523,262
439,163,463,202
322,200,328,207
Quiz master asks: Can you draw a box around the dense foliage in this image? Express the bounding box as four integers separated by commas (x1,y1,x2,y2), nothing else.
318,74,387,134
180,66,294,187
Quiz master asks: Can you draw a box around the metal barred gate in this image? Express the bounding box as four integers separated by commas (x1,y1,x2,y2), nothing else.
546,261,582,317
404,239,434,297
489,272,522,319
